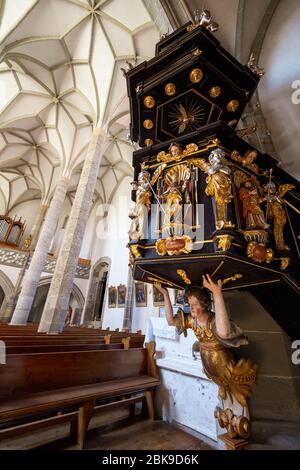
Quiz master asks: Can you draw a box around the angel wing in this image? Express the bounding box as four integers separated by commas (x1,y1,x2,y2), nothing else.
188,158,209,173
277,183,295,197
150,163,167,186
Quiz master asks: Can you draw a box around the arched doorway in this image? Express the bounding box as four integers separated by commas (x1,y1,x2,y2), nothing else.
27,277,85,324
82,257,111,324
0,286,5,310
0,269,15,323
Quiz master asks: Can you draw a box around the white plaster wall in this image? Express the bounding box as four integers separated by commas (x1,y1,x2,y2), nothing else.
185,0,239,55
0,265,20,285
93,176,132,330
259,0,300,179
149,317,219,440
73,278,89,299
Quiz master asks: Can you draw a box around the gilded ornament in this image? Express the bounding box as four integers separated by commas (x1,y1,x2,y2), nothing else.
215,407,250,439
189,68,203,83
221,273,243,286
192,48,202,56
165,83,176,96
169,101,206,134
144,138,153,146
265,248,274,263
209,86,221,98
143,96,155,109
130,244,141,258
246,241,267,263
243,229,268,245
23,234,32,250
176,269,191,284
280,257,290,270
147,276,174,287
215,234,233,251
183,143,198,155
143,119,153,129
155,236,193,256
227,99,239,112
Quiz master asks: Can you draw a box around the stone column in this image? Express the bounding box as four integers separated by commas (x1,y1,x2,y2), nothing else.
30,203,49,249
122,266,134,331
9,175,70,325
38,128,109,333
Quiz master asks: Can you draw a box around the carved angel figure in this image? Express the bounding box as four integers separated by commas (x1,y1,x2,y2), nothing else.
263,182,295,251
231,149,259,174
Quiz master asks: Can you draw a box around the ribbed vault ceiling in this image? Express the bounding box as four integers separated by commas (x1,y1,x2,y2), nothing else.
0,0,160,217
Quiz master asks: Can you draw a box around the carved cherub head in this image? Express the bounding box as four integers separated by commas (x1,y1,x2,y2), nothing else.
168,142,182,157
243,150,257,165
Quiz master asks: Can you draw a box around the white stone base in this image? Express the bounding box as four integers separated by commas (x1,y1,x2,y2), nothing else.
147,317,219,441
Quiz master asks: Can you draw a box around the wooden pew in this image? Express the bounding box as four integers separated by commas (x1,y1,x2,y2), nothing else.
104,334,145,348
5,343,125,354
0,343,159,449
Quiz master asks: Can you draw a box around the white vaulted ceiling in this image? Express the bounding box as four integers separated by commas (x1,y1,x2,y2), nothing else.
0,0,160,215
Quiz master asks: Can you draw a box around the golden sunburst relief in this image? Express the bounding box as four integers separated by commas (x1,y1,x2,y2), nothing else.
168,100,206,134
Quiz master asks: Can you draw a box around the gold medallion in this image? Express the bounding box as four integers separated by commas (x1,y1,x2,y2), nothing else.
209,86,221,98
189,68,203,83
227,99,239,112
143,96,155,108
143,119,154,129
165,83,176,96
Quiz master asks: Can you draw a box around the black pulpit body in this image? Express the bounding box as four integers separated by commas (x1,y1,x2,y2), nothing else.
125,22,300,340
126,23,259,148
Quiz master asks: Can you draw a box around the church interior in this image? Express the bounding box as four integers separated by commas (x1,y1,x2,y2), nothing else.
0,0,300,452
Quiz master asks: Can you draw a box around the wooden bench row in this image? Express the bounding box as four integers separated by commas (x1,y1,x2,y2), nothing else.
0,343,159,449
0,324,142,336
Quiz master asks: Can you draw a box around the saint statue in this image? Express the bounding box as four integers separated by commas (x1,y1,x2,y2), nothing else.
128,171,151,240
263,182,295,251
205,148,234,230
160,151,191,236
238,179,269,230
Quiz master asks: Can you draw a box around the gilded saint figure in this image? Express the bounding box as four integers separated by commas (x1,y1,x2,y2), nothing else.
205,148,234,230
128,171,151,240
160,144,191,236
263,182,295,251
238,179,269,230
